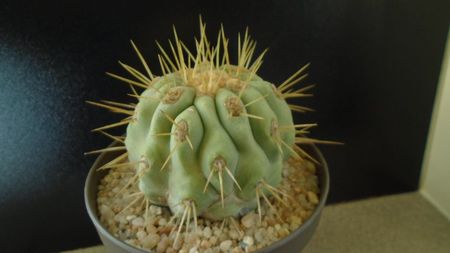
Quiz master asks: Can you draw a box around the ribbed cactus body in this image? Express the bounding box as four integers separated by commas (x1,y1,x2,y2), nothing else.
124,68,295,219
83,22,325,225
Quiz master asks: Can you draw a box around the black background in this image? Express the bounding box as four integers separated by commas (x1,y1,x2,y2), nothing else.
0,0,448,252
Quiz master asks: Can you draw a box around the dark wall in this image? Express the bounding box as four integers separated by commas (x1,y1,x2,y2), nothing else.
0,0,448,252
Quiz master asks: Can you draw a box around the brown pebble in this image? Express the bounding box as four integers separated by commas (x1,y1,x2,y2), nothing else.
241,212,258,228
209,236,218,246
158,226,173,235
156,236,169,253
307,191,319,204
231,246,244,253
146,224,157,234
266,218,276,226
200,239,211,249
166,247,177,253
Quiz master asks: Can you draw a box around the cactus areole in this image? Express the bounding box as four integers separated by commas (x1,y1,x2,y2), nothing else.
87,19,328,229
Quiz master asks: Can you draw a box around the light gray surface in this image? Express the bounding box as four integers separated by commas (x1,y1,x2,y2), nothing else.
302,192,450,253
64,192,450,253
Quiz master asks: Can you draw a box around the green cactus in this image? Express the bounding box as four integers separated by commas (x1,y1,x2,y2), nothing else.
87,20,331,242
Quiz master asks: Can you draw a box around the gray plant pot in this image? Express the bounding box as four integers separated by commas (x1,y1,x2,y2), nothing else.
85,142,329,253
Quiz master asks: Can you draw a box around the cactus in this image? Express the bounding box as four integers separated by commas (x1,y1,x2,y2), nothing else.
87,19,334,243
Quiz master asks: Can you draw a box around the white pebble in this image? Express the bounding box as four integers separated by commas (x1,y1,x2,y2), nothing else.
125,239,135,244
126,215,137,221
189,246,199,253
150,205,162,215
243,236,254,246
99,205,114,219
203,227,212,238
141,233,160,249
136,230,147,240
132,217,145,227
220,240,232,252
114,214,128,225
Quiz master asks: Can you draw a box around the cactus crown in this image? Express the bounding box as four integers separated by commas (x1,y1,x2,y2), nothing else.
87,18,336,244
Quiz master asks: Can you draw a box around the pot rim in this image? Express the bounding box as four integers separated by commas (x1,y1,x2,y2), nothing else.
85,142,329,253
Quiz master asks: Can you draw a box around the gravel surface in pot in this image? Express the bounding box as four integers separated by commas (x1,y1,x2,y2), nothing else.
97,157,320,253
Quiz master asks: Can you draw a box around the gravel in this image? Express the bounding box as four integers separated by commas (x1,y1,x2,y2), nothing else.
97,157,320,253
